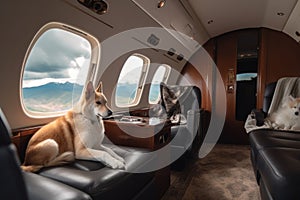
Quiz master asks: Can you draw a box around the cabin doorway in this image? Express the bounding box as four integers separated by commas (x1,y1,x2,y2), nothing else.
214,29,259,144
235,31,258,121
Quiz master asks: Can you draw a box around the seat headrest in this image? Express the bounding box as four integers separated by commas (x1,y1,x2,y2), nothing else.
263,82,277,113
268,77,300,114
0,108,12,146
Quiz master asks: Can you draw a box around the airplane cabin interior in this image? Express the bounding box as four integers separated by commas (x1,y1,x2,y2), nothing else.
1,0,300,200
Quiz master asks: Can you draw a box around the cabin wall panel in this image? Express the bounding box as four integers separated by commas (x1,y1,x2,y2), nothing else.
258,28,300,108
177,39,216,111
262,28,300,84
0,0,166,129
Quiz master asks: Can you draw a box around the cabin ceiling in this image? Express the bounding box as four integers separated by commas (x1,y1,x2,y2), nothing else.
132,0,300,47
188,0,300,40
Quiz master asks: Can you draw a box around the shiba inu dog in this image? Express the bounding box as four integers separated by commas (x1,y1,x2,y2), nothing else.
21,81,125,172
269,95,300,130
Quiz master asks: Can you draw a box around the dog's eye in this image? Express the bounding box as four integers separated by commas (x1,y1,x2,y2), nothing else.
96,101,102,105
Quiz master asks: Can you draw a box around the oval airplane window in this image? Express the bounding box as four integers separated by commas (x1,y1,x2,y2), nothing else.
21,22,100,118
148,64,171,104
115,54,150,107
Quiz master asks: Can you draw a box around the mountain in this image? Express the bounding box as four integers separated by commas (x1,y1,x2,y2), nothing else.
22,82,161,112
115,83,160,105
22,82,83,112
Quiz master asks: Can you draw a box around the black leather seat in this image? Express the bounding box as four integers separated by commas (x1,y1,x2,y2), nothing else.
24,172,92,200
248,80,300,200
38,145,156,200
170,86,202,148
0,108,92,200
153,84,202,169
249,129,300,169
256,147,300,200
1,107,159,200
0,108,28,200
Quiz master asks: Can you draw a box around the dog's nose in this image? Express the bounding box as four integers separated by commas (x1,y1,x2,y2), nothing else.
295,111,299,116
107,110,113,116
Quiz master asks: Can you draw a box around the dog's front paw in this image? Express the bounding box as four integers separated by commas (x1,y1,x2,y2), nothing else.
109,159,125,169
115,155,125,164
291,125,300,131
283,126,289,130
272,123,280,129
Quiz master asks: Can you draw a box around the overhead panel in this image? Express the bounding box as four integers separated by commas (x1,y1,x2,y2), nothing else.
189,0,267,37
131,0,209,49
283,0,300,42
261,0,298,31
188,0,299,39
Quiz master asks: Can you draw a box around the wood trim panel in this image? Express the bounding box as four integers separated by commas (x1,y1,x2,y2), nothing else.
258,28,300,108
257,28,267,108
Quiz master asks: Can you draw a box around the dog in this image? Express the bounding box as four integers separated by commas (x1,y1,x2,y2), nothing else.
269,95,300,130
21,81,125,172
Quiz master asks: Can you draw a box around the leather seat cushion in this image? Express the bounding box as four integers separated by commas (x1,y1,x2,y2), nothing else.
39,145,155,200
249,129,300,164
23,172,91,200
257,147,300,199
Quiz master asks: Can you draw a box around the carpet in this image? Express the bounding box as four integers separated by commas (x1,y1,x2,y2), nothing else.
162,144,260,200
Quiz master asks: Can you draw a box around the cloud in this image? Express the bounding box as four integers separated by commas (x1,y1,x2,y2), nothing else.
24,28,91,80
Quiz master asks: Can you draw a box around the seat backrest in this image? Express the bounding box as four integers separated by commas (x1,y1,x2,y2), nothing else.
262,82,277,113
180,86,201,115
0,109,29,200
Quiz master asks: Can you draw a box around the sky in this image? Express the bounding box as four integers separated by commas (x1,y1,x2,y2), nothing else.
22,28,165,89
117,55,144,84
23,28,91,88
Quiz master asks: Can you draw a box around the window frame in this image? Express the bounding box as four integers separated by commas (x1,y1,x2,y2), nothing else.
115,53,150,108
20,22,100,118
148,64,171,104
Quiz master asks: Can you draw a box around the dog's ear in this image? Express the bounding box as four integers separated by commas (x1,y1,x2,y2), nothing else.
96,82,103,93
85,81,95,100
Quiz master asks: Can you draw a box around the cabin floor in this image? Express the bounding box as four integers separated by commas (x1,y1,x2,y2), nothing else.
162,144,260,200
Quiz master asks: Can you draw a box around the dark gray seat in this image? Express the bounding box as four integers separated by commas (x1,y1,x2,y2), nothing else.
24,172,92,200
38,145,156,200
256,147,300,200
249,129,300,168
248,80,300,200
0,108,91,200
170,86,202,169
1,107,159,200
152,84,202,169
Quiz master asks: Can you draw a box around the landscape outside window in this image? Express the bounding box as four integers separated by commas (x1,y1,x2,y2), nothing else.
22,28,91,114
115,54,149,107
148,65,170,104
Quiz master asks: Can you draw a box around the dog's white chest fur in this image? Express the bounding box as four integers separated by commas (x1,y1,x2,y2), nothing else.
74,114,104,149
271,108,300,130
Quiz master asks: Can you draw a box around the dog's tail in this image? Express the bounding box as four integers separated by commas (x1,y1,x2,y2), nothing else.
21,152,75,172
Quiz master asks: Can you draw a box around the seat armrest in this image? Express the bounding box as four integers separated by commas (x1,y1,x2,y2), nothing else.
251,109,266,126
